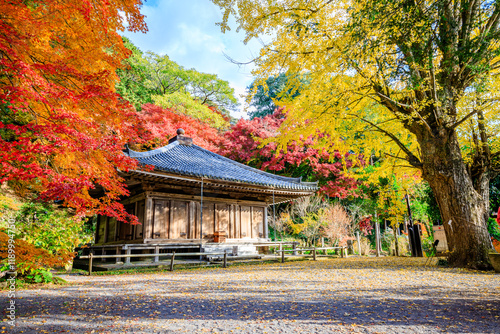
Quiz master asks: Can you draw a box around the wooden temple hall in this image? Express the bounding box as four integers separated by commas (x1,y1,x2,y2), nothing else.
90,129,317,260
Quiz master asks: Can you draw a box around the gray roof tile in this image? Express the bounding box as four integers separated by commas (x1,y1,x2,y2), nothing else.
126,141,317,191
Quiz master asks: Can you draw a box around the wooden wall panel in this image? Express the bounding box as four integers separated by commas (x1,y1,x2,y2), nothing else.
118,204,135,241
202,202,215,239
107,217,116,242
96,215,107,244
144,197,153,240
216,204,229,234
241,206,251,238
252,207,264,238
153,200,169,239
134,200,145,239
229,205,238,238
171,201,188,239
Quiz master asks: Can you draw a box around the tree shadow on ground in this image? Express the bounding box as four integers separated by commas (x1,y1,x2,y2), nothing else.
3,284,499,334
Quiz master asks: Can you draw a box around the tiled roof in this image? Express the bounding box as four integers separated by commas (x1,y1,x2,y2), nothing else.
125,139,317,192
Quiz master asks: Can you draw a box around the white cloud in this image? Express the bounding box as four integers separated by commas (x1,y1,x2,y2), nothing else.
121,0,261,119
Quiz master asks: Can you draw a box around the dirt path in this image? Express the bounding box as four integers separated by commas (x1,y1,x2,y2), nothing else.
2,257,499,333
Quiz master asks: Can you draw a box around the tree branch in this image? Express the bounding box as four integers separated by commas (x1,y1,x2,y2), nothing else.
348,113,423,168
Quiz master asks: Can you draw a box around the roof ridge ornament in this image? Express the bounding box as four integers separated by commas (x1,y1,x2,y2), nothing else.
168,128,192,146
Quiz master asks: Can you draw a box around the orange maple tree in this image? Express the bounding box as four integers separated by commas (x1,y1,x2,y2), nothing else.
0,0,147,221
0,230,73,278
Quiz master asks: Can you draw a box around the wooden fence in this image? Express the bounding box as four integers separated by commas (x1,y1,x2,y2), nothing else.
275,246,347,263
78,251,227,275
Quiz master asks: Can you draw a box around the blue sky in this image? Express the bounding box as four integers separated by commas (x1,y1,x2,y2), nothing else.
121,0,263,118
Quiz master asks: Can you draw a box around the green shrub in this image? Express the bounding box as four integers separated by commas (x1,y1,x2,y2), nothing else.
421,237,435,257
488,218,500,242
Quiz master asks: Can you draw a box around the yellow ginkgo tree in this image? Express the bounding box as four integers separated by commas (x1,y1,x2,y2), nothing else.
212,0,500,268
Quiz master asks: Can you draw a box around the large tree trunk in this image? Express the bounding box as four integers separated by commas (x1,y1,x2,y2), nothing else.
418,129,492,269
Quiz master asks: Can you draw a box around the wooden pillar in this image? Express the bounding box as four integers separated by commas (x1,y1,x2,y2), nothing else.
264,207,269,239
144,194,153,239
235,205,240,238
189,201,195,239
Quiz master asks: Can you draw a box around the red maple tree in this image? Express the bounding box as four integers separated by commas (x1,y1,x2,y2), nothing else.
135,104,222,152
219,110,359,198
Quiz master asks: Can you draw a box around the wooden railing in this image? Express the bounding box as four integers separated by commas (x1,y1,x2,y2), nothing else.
275,246,347,263
78,251,227,275
76,242,348,275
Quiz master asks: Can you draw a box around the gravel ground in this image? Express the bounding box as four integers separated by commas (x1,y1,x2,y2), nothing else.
1,257,500,333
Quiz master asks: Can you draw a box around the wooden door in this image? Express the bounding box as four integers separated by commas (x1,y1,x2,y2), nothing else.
216,204,229,235
201,202,215,239
153,200,169,239
171,201,189,239
230,205,239,238
96,215,107,244
252,207,264,238
134,200,145,239
240,206,251,238
119,204,135,241
107,217,116,242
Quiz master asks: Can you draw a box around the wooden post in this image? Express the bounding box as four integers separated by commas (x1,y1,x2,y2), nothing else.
170,251,176,271
375,212,381,257
313,247,316,261
356,231,361,255
341,247,344,258
116,246,121,264
292,242,297,255
154,246,159,263
102,247,106,263
125,247,131,264
281,250,285,263
88,253,93,276
223,251,227,268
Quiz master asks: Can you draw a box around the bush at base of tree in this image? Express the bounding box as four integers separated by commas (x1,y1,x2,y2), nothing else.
0,191,93,283
0,231,74,283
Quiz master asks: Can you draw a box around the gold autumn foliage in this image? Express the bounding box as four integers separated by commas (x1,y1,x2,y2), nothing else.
212,0,500,268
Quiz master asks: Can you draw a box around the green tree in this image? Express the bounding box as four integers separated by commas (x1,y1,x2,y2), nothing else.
188,71,238,117
116,37,154,110
247,73,304,119
117,39,238,118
